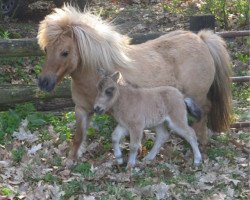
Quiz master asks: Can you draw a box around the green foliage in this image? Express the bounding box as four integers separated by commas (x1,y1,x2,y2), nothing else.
0,187,15,195
91,114,117,140
72,162,94,177
47,112,75,140
239,132,250,140
0,31,10,39
235,52,249,64
11,146,26,163
43,173,60,184
207,147,236,160
0,110,21,144
62,180,83,199
162,0,249,28
232,82,250,107
144,139,154,150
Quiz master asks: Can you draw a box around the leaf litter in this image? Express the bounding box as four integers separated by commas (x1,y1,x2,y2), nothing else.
0,0,249,199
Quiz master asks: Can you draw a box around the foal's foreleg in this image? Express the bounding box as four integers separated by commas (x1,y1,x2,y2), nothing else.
112,125,129,165
69,106,90,160
143,124,170,161
128,127,144,167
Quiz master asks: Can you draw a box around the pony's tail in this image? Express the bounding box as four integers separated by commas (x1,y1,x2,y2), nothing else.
198,30,232,132
184,97,202,121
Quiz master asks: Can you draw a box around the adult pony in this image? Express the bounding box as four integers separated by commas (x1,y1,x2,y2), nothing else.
37,5,232,160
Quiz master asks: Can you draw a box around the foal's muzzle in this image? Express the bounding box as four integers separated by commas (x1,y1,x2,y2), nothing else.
38,74,57,92
93,106,104,115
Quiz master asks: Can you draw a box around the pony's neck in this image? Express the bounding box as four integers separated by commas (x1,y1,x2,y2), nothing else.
70,64,99,110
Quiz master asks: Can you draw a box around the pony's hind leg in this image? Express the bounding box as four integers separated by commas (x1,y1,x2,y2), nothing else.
128,126,144,167
143,124,170,161
69,106,90,160
167,117,202,166
192,99,211,150
112,125,129,165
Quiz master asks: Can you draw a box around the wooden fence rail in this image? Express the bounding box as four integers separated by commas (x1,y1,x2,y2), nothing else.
0,30,249,58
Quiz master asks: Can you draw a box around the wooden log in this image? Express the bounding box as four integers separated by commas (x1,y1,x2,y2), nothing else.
0,38,44,57
231,76,250,83
217,30,250,38
230,122,250,129
0,80,72,111
0,30,249,58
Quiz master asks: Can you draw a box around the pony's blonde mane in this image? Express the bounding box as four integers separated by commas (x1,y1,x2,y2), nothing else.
37,5,131,70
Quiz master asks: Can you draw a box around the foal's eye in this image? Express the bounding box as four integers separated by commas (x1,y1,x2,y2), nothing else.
105,87,115,97
61,51,69,57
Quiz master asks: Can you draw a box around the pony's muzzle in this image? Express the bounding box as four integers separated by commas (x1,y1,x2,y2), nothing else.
38,74,57,92
93,106,104,115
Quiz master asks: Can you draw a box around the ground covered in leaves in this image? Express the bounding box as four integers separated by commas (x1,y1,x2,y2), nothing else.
0,0,249,199
0,113,249,199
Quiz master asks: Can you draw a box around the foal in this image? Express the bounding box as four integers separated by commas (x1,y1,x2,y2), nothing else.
94,72,202,167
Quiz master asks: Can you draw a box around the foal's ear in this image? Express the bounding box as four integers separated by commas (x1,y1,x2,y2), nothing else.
97,68,107,78
111,71,121,82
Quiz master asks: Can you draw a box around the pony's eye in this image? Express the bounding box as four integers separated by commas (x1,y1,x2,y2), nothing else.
105,87,115,97
61,51,69,57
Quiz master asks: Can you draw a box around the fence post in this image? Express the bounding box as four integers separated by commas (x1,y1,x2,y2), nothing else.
190,15,215,32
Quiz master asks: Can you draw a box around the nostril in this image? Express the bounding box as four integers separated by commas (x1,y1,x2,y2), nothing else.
94,106,100,113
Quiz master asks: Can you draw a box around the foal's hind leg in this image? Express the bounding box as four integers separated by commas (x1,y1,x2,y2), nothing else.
112,125,129,165
143,124,170,161
167,117,202,166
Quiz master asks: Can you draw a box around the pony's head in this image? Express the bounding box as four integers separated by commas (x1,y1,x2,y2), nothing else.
37,5,131,92
94,71,121,114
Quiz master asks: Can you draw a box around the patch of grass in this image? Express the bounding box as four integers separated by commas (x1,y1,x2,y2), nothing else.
39,130,52,141
239,132,250,140
144,139,154,150
107,184,134,199
22,164,42,183
0,187,15,195
61,180,83,199
0,110,21,144
207,147,236,160
92,114,117,141
43,172,61,184
212,133,232,144
72,162,94,177
48,112,75,141
11,146,26,163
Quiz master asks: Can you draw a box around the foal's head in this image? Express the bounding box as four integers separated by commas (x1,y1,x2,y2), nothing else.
94,72,121,114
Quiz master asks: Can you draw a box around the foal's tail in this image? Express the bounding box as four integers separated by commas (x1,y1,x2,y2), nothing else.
198,30,232,132
184,97,202,121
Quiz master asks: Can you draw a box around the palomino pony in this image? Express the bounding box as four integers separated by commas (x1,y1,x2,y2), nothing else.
37,5,232,160
93,71,202,167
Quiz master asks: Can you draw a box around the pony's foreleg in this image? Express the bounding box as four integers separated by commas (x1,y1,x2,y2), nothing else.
143,124,170,161
69,106,90,160
112,125,129,165
128,126,144,167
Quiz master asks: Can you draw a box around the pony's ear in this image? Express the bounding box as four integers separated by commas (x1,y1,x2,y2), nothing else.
111,71,121,82
97,68,107,78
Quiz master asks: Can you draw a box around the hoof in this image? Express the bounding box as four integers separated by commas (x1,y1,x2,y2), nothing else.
116,157,124,165
64,158,76,169
194,158,202,167
77,143,87,158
